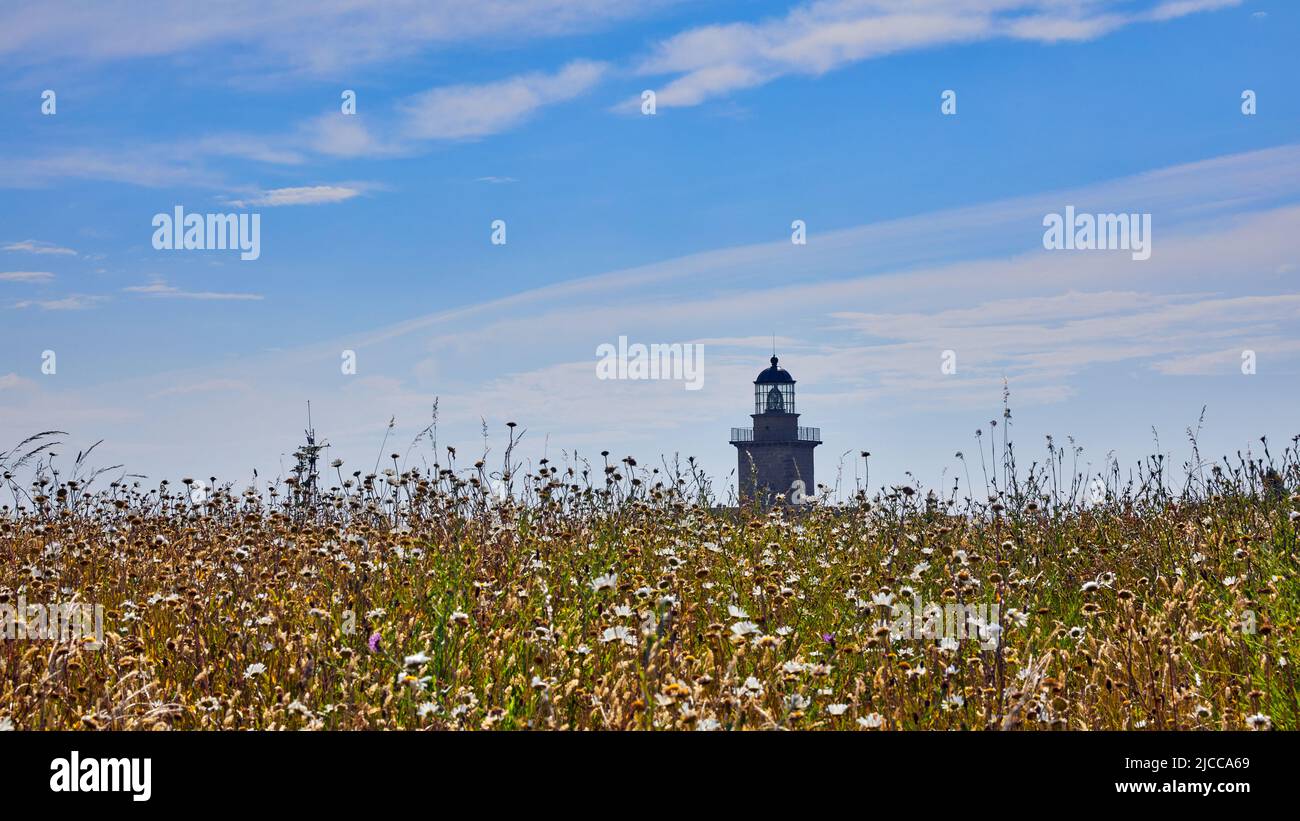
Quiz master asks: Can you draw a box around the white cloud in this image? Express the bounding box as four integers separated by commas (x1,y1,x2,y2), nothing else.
13,294,105,310
0,146,228,189
300,60,608,155
228,185,363,207
303,115,396,159
399,60,608,140
0,271,55,283
0,1,676,75
6,60,608,190
3,239,76,256
634,0,1242,109
1154,339,1300,376
1147,0,1242,23
829,291,1300,393
191,134,307,165
1005,12,1127,42
124,280,263,301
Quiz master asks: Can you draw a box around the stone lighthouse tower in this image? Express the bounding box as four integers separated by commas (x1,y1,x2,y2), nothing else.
730,355,821,504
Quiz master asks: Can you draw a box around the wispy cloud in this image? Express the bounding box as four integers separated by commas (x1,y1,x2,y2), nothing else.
828,290,1300,398
287,60,607,156
228,185,364,207
191,134,308,166
3,239,76,256
633,0,1242,109
303,115,398,159
124,280,263,301
0,271,55,283
398,60,608,140
1154,339,1300,376
6,60,609,189
13,294,106,310
0,0,675,75
0,145,229,190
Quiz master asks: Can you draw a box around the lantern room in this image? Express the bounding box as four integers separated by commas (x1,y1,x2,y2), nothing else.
753,355,796,414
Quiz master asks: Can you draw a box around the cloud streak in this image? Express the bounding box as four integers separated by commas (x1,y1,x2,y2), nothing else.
124,280,264,301
12,294,106,310
5,62,610,189
635,0,1242,108
399,60,607,140
3,240,76,256
228,185,363,207
0,271,55,283
0,0,675,75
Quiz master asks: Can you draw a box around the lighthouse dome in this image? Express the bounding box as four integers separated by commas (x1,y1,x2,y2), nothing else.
755,355,794,384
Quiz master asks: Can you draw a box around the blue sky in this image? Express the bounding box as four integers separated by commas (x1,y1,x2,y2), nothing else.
1,0,1297,497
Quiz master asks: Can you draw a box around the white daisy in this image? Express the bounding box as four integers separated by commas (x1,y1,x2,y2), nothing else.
1246,713,1272,730
730,621,760,637
600,626,637,646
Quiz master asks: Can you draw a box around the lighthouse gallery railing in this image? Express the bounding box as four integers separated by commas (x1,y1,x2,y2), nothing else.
729,427,821,443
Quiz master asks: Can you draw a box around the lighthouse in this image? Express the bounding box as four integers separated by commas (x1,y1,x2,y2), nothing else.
729,355,821,504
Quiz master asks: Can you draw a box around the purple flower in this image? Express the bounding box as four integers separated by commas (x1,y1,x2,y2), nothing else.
368,632,381,652
821,633,834,643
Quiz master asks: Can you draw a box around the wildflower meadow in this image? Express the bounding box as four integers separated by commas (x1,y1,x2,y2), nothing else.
2,422,1295,732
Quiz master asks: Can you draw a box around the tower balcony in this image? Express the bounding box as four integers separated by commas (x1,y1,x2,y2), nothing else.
730,426,821,444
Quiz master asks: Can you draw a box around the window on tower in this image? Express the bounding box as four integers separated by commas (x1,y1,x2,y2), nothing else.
755,382,795,414
766,386,784,412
